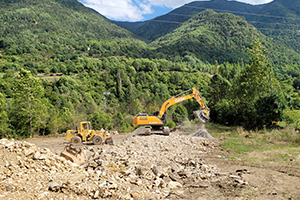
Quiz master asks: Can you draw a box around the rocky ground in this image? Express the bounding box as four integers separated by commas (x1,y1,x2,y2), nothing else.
0,130,300,200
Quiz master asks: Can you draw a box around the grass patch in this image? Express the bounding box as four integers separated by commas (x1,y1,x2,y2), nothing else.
206,123,300,168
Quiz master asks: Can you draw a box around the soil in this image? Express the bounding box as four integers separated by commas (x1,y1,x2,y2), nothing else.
25,132,300,200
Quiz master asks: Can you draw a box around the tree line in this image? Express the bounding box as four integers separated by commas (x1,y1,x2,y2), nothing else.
0,40,300,139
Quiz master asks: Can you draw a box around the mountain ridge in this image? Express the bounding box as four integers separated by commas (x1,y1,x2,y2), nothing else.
113,0,300,53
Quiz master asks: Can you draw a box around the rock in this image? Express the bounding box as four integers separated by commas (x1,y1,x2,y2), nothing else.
168,181,182,189
94,190,100,198
0,138,9,145
229,175,241,179
152,165,164,177
0,133,235,199
130,192,140,198
5,141,15,148
49,182,60,191
135,166,150,176
33,151,41,160
24,148,36,157
192,129,214,138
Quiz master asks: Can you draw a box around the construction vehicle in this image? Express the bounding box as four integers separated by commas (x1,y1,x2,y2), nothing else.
133,87,210,135
65,121,114,145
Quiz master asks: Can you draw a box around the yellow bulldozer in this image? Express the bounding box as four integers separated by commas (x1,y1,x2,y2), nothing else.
65,121,114,145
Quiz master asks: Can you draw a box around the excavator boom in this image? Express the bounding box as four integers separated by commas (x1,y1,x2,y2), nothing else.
158,87,209,119
133,87,210,135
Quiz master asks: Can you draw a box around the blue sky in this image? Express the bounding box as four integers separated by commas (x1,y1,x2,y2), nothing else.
78,0,274,22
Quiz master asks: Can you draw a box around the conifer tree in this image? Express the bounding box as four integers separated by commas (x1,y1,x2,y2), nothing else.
10,69,47,138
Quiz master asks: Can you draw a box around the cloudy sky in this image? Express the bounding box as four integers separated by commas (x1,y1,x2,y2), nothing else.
78,0,274,22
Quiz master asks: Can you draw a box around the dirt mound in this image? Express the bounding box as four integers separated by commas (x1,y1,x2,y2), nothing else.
192,129,214,138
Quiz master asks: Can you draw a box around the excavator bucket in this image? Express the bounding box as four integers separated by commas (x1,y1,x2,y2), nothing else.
105,137,114,145
60,144,85,165
193,110,210,123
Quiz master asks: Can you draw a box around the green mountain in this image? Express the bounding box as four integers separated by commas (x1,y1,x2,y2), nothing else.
0,0,147,67
114,0,300,53
145,10,300,76
114,0,262,41
0,0,300,137
249,0,300,53
1,0,300,76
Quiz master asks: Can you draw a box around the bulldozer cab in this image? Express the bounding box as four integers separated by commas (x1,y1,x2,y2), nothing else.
80,121,92,136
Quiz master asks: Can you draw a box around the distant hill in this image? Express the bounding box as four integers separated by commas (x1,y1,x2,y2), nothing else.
114,0,300,53
114,0,263,41
0,0,147,62
1,0,300,77
248,0,300,53
144,10,300,76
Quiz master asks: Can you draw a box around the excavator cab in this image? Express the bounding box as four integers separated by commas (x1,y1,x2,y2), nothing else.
152,111,167,124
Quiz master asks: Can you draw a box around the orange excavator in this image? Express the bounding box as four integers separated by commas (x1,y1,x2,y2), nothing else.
133,87,210,135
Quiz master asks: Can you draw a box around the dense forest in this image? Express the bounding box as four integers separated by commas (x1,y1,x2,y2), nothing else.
146,10,300,76
0,0,300,139
116,0,300,53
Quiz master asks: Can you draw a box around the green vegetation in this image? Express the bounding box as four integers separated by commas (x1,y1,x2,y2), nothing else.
117,0,300,54
0,0,299,141
208,40,296,130
0,57,211,138
147,10,300,76
207,123,300,169
115,0,259,42
0,0,148,71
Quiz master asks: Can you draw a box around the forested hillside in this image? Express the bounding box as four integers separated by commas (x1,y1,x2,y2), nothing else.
146,10,300,77
249,0,300,53
0,0,148,73
115,0,300,54
114,0,260,41
0,0,300,139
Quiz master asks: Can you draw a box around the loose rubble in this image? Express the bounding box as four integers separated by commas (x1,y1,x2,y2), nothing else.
0,133,249,199
192,129,214,138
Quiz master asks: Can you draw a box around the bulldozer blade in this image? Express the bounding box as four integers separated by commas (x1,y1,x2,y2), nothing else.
105,137,114,145
60,145,85,165
193,110,210,123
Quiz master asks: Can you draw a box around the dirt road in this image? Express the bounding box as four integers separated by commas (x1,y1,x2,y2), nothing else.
26,133,129,155
24,132,300,200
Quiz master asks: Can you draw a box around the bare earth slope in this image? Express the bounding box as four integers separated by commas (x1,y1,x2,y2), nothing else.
0,131,299,199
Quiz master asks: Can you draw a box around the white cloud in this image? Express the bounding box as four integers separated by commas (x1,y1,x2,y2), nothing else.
134,0,274,8
142,0,195,8
228,0,273,5
79,0,274,21
80,0,153,21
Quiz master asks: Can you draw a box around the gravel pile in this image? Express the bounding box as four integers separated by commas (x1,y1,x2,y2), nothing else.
0,133,248,199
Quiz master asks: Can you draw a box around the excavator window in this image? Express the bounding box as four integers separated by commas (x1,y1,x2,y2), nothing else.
152,111,159,116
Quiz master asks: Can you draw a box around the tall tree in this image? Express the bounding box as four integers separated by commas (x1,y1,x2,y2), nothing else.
10,69,47,138
0,92,11,138
237,39,273,100
235,40,285,129
209,40,287,129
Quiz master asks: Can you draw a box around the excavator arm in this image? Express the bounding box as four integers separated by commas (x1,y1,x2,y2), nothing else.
158,87,209,119
133,87,210,128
